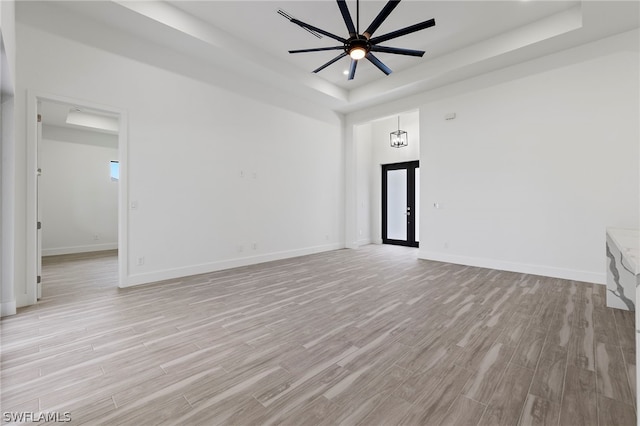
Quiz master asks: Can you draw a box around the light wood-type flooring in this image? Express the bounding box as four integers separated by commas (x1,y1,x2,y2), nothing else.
0,245,636,425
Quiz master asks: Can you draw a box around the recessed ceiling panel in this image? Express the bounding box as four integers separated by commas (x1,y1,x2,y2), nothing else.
169,1,580,89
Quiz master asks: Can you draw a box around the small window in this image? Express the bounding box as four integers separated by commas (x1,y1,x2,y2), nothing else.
110,161,120,181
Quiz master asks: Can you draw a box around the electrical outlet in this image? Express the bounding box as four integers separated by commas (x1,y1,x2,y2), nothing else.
136,257,145,266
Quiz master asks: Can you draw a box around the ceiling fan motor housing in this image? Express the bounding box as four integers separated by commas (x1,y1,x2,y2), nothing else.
346,36,370,58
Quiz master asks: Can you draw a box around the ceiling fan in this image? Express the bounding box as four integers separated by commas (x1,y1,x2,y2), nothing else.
282,0,436,80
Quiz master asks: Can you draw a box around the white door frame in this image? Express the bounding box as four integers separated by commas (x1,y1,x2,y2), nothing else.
26,90,129,304
36,112,42,299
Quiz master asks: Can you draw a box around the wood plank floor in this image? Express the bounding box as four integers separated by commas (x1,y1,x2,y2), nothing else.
0,245,636,425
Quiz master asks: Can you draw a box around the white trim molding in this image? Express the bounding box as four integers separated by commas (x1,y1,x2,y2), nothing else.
418,250,606,285
42,244,118,257
124,243,344,288
1,300,17,317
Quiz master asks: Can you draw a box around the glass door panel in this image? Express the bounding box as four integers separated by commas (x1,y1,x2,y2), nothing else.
386,169,407,241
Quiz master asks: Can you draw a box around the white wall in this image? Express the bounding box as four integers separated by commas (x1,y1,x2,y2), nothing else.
14,21,344,306
355,123,373,245
0,0,16,86
40,125,118,256
419,46,639,283
1,0,16,316
349,29,639,284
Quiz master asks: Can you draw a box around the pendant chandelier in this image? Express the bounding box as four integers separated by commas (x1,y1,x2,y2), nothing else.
390,116,408,148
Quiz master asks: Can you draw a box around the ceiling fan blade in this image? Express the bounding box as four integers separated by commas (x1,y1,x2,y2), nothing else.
363,0,401,38
369,18,435,45
337,0,356,36
366,53,392,75
289,46,345,54
313,52,349,73
348,59,358,80
278,9,322,39
370,45,425,57
290,18,347,43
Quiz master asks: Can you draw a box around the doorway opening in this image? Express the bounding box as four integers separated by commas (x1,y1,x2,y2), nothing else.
351,110,420,249
27,92,128,304
382,161,419,247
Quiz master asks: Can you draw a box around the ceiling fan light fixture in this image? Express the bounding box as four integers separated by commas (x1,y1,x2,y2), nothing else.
349,46,367,60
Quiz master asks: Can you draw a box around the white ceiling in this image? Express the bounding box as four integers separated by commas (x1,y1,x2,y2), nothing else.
39,101,119,135
17,1,640,113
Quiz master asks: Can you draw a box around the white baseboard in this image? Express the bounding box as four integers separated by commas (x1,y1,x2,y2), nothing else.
418,250,606,284
1,300,17,317
123,243,345,288
43,243,118,256
356,238,372,246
